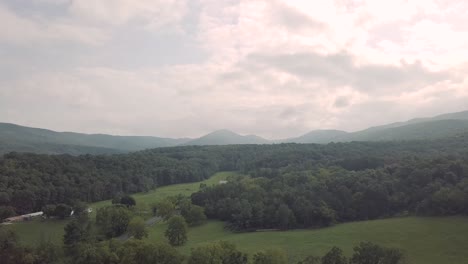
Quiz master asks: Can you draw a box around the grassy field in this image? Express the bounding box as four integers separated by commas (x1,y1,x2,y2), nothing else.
7,171,235,247
5,219,69,246
6,171,468,264
147,217,468,264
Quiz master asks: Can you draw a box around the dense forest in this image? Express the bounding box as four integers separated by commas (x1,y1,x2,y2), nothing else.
1,133,468,222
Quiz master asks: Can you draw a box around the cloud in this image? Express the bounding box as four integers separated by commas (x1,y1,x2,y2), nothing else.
0,0,468,139
69,0,188,31
334,96,350,108
247,51,451,94
0,3,107,45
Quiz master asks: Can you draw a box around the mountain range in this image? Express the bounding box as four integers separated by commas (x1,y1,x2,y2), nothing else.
1,110,468,155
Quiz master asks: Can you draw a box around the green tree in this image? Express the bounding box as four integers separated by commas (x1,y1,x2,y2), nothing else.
297,256,321,264
153,199,175,220
322,247,348,264
54,204,73,219
96,205,132,238
120,195,136,207
0,206,15,221
42,205,56,218
188,241,248,264
72,201,89,217
35,237,62,264
72,242,117,264
351,242,404,264
183,205,207,226
165,216,188,246
64,219,91,246
117,240,183,264
128,217,148,240
253,248,288,264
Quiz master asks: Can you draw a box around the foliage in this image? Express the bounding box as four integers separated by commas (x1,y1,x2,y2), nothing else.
321,247,348,264
153,199,175,221
188,241,248,264
350,242,404,264
127,217,148,240
64,218,92,247
165,215,188,246
0,206,15,220
116,240,183,264
54,204,73,219
2,134,468,218
112,195,136,207
96,205,132,238
253,248,288,264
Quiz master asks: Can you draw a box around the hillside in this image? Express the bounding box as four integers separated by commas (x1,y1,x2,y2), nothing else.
2,110,468,154
344,119,468,142
183,129,270,146
280,129,348,144
280,110,468,144
0,123,189,155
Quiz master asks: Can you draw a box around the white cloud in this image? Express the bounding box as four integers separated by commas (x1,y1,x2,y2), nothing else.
0,3,107,45
1,0,468,138
69,0,188,31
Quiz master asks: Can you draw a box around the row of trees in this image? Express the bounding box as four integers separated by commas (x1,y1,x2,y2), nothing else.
2,133,468,218
192,156,468,230
1,224,404,264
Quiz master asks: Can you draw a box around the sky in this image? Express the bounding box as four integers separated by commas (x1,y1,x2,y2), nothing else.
0,0,467,139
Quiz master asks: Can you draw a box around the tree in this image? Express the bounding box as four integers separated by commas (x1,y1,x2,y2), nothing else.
35,237,62,264
188,241,248,264
322,247,348,264
297,256,321,264
153,199,175,220
72,201,89,217
182,205,207,226
165,216,188,246
0,206,15,221
63,219,91,246
11,190,35,214
117,240,183,264
42,205,56,218
72,242,117,264
96,205,132,238
120,195,136,207
54,204,72,219
351,242,404,264
128,217,148,240
253,248,288,264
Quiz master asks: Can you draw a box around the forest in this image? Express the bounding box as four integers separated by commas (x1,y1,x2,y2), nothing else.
1,133,468,220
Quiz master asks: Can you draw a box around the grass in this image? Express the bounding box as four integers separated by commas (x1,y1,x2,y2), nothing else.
5,219,69,246
7,171,235,247
147,217,468,264
7,171,468,264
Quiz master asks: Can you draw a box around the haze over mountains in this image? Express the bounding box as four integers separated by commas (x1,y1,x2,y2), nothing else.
1,110,468,155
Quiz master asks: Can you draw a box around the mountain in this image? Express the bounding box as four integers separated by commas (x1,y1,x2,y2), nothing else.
0,123,190,155
183,129,270,146
344,119,468,142
2,110,468,154
280,130,348,144
355,110,468,133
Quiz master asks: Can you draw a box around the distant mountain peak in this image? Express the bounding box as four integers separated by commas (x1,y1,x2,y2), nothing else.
182,129,269,146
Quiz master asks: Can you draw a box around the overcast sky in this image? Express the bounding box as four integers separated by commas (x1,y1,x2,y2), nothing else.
1,0,467,139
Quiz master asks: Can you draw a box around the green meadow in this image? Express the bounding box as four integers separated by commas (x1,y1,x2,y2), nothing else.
8,171,235,246
6,171,468,264
147,217,468,264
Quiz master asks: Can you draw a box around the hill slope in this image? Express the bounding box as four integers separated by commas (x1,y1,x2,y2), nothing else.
0,123,189,155
282,110,468,144
344,119,468,142
2,110,468,153
183,129,270,146
280,129,348,144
